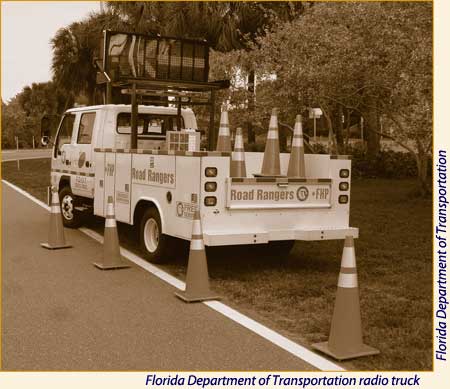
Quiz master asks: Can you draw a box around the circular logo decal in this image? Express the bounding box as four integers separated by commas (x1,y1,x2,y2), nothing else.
296,186,309,202
78,152,86,168
176,202,184,217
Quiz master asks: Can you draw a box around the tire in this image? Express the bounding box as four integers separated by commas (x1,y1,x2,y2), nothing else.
59,186,84,228
139,207,170,263
266,240,296,257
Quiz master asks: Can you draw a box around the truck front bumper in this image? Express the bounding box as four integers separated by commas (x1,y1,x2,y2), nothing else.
203,227,359,246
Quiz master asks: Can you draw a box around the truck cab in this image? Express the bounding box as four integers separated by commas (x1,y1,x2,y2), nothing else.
49,104,197,227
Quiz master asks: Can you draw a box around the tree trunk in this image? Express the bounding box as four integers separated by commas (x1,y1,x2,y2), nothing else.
63,95,75,111
88,85,96,106
415,144,430,197
344,109,352,153
362,97,381,157
333,104,344,154
246,70,256,145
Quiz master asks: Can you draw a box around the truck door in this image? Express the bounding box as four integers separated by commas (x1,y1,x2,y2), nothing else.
72,111,96,198
53,113,77,180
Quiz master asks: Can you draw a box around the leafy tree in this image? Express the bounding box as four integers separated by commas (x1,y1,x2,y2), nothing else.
2,82,67,148
2,99,26,148
238,2,431,194
18,82,66,119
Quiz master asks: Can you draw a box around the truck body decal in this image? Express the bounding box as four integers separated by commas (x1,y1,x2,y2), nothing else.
131,155,176,189
226,178,332,210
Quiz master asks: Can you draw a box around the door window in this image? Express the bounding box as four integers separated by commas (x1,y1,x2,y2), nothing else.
77,112,96,144
54,113,75,157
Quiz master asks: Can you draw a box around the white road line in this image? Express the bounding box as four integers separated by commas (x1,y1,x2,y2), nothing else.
79,227,185,290
2,155,52,162
2,180,50,211
204,301,343,371
2,179,345,372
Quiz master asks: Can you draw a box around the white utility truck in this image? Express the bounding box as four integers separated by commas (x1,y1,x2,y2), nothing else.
41,30,358,263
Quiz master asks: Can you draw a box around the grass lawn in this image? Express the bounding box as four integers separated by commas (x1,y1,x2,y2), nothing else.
2,158,432,371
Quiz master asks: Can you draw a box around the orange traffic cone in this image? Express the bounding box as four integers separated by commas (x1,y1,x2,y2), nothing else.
93,196,130,270
216,104,232,152
287,115,306,177
175,210,220,303
312,236,380,360
41,187,72,250
258,108,282,177
230,127,247,177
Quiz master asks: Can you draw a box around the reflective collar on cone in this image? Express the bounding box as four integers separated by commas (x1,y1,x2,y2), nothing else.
337,273,358,288
218,127,230,136
232,152,245,161
267,129,279,140
190,239,204,250
235,136,244,149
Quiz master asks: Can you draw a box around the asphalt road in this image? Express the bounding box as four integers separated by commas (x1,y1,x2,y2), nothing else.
2,182,316,371
1,148,52,161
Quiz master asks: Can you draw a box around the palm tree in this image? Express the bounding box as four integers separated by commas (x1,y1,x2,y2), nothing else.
51,11,123,105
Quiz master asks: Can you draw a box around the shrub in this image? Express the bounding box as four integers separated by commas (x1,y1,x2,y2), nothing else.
351,149,427,179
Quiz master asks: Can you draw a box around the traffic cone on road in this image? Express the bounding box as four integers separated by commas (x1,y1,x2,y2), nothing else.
287,115,306,177
230,127,247,177
258,108,282,176
175,210,220,303
41,187,72,250
312,236,380,360
216,104,232,152
93,196,130,270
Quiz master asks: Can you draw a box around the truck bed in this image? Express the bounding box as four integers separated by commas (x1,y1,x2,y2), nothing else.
92,148,356,246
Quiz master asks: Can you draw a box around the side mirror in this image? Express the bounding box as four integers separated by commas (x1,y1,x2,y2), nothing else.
40,115,52,147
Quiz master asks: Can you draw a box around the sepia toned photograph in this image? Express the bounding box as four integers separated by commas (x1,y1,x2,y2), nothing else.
2,0,432,376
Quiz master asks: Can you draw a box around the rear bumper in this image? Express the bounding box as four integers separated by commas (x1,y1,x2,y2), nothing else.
203,227,359,246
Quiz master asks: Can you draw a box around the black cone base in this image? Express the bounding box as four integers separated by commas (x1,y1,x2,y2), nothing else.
175,291,220,303
93,259,130,270
41,242,72,250
312,341,380,361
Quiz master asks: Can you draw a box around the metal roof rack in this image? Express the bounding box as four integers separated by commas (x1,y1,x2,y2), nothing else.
95,30,230,150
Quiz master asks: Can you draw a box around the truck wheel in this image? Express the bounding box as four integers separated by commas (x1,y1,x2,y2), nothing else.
59,186,84,228
139,207,170,263
267,240,296,257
